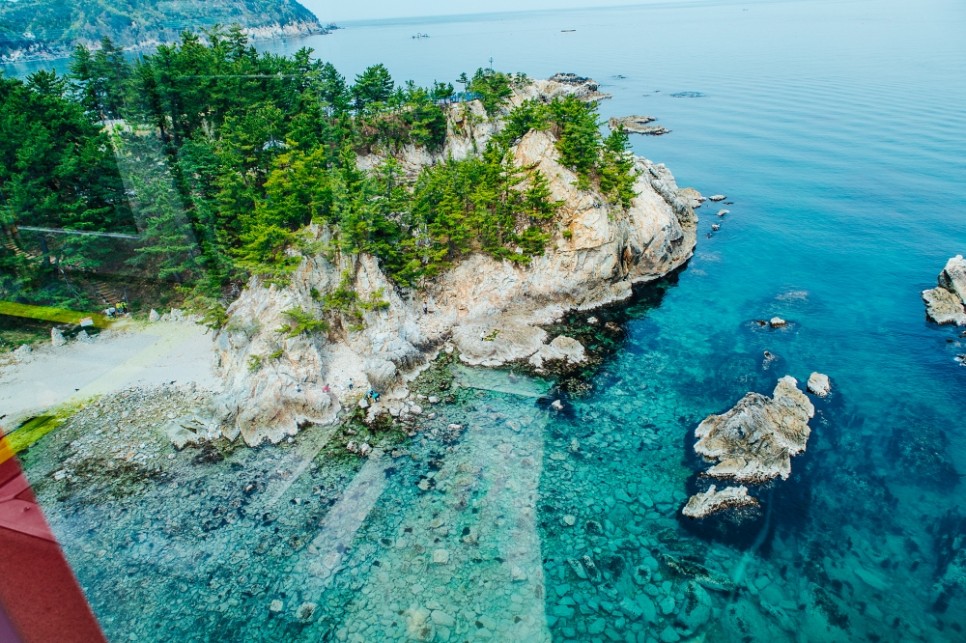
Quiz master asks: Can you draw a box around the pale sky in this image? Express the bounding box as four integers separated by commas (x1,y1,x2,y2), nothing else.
301,0,665,23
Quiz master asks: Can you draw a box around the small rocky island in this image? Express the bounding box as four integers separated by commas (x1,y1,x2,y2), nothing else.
682,376,816,521
923,255,966,325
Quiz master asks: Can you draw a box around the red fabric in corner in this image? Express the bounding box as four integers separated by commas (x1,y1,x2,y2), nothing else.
0,454,106,643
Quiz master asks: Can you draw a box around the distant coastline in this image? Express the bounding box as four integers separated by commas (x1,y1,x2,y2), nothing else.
0,22,336,66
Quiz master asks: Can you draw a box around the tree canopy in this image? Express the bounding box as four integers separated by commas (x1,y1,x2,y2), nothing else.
0,30,638,318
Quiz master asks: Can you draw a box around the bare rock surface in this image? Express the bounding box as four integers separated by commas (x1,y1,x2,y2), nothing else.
693,376,815,483
807,372,831,397
678,187,705,208
609,115,669,135
682,485,759,519
923,255,966,325
529,335,587,369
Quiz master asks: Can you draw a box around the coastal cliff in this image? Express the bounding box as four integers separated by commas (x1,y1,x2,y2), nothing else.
213,76,698,446
0,0,327,63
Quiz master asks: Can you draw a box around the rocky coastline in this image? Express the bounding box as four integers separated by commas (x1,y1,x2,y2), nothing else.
922,255,966,326
0,20,328,65
213,75,698,446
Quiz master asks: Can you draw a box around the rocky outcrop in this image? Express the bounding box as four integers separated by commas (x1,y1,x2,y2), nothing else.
682,485,759,519
358,74,611,177
214,245,429,445
807,372,831,397
434,128,697,367
528,335,586,369
693,376,814,483
678,188,705,209
608,115,671,137
215,76,697,446
682,376,814,531
923,255,966,325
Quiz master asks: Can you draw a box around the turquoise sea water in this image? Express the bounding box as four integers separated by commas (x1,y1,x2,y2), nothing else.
13,0,966,640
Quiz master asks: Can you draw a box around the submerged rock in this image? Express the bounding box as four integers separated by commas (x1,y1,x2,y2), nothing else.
682,484,759,519
693,376,815,483
676,581,713,633
923,255,966,325
404,606,435,641
931,510,966,613
886,414,959,489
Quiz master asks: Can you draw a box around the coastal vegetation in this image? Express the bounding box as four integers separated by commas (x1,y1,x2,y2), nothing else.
0,28,639,322
0,0,326,63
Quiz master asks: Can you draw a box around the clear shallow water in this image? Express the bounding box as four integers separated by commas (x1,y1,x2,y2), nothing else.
16,0,966,640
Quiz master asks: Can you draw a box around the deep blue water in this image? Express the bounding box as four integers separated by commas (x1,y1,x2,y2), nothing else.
14,0,966,641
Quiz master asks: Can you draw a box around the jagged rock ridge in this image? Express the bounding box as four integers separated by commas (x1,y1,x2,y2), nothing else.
693,376,814,484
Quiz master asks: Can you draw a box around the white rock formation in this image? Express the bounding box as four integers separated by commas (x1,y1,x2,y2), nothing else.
682,485,759,519
807,372,831,397
923,255,966,325
214,76,697,445
693,376,815,483
529,335,587,369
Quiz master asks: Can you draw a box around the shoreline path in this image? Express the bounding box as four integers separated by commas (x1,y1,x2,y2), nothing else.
0,319,219,431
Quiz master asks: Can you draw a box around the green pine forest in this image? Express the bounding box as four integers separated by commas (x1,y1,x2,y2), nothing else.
0,27,639,325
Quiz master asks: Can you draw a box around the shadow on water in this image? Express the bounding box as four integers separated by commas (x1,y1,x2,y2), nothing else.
541,267,685,394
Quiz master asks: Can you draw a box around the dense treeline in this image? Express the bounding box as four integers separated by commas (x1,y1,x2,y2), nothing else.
0,27,638,315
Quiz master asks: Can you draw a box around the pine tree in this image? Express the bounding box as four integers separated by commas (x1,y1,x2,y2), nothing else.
352,64,395,111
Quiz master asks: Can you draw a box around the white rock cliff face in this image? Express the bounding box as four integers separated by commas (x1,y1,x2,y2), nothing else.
214,77,698,445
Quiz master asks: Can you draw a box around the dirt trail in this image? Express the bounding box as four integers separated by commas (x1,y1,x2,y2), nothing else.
0,319,220,432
